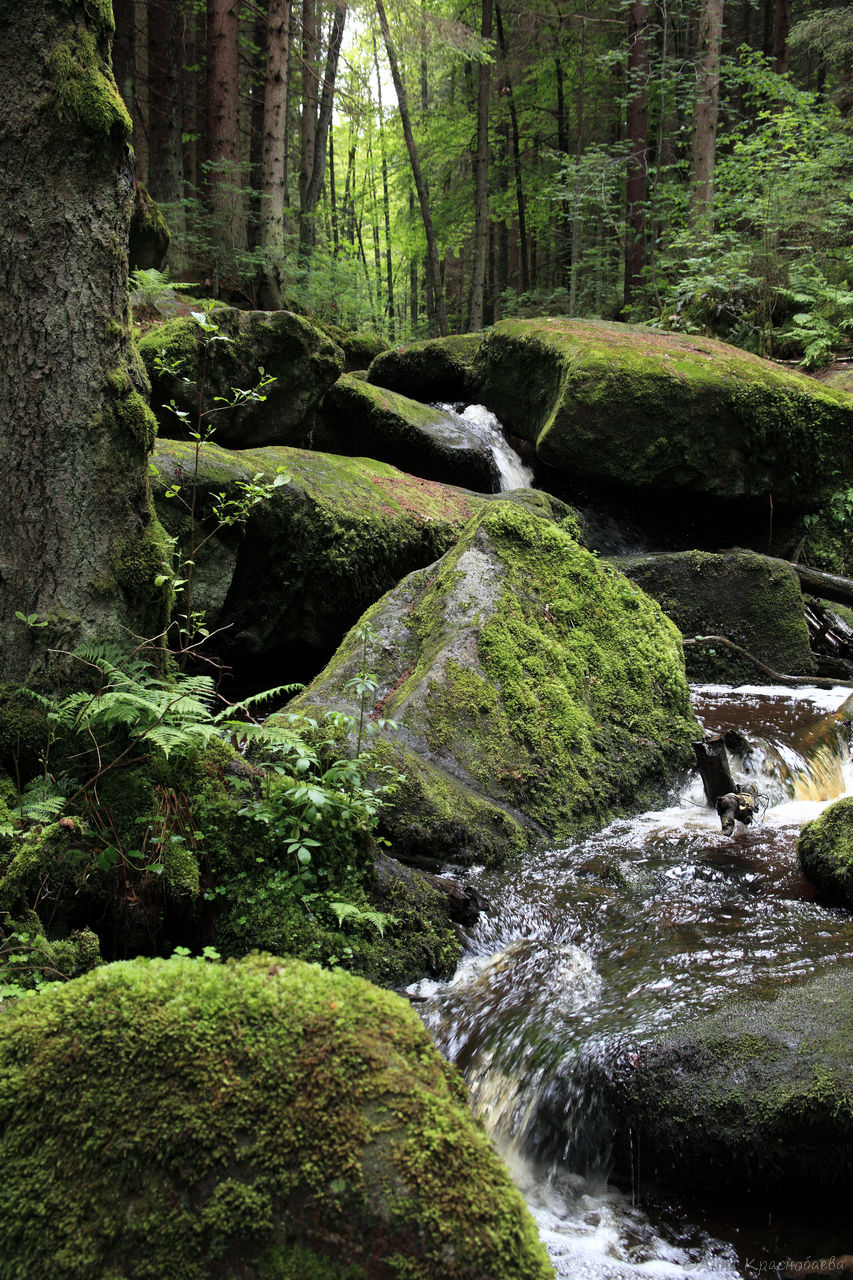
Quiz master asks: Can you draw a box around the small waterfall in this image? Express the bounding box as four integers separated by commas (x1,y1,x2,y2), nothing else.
412,683,853,1278
434,402,534,491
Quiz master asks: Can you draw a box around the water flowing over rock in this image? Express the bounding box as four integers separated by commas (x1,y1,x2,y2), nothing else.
318,374,501,491
288,501,697,865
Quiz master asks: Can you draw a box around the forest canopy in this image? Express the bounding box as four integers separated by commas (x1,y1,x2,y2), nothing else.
118,0,853,360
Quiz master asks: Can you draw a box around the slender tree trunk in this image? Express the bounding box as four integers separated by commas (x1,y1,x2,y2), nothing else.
259,0,292,308
374,37,395,339
149,0,187,265
774,0,791,74
300,2,347,255
206,0,246,290
469,0,493,331
624,0,649,308
689,0,726,234
298,0,319,259
375,0,447,335
495,4,529,294
0,0,168,684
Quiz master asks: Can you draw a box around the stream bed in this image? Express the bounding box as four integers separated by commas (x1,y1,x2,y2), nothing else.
411,683,853,1278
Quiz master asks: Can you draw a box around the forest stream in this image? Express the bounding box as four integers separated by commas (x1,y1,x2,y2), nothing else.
410,667,853,1267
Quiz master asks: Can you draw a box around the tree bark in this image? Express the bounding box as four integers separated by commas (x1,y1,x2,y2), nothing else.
148,0,188,264
375,0,447,336
689,0,726,233
373,37,395,339
624,0,649,309
0,0,168,685
495,4,529,295
206,0,246,290
258,0,292,308
468,0,493,332
299,1,347,256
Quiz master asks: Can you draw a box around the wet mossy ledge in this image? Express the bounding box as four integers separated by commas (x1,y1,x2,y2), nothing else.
594,969,853,1207
286,501,698,864
318,373,500,492
0,955,554,1280
798,796,853,908
473,318,853,504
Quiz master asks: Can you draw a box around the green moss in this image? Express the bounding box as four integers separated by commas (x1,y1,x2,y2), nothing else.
49,18,131,139
476,319,853,502
367,334,484,402
798,796,853,907
618,550,816,681
0,955,553,1279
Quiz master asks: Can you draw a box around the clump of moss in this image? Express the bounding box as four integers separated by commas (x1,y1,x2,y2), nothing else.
798,796,853,907
49,16,132,139
0,955,554,1279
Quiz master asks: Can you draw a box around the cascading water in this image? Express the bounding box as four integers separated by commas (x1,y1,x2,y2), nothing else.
434,402,534,491
411,684,853,1278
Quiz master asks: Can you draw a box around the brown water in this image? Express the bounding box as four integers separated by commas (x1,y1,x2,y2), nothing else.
413,684,853,1279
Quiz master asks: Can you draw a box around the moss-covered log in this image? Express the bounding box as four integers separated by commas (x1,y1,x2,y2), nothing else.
0,0,169,683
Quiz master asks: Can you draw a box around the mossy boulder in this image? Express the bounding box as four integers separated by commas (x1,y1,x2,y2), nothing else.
475,318,853,504
152,440,568,670
596,969,853,1205
139,308,344,448
617,550,816,682
0,955,553,1280
129,182,170,271
367,334,484,403
318,374,500,491
799,796,853,907
321,325,389,372
287,501,698,864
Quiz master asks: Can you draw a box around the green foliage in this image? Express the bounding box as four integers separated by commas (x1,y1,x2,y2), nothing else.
153,301,287,657
130,267,195,312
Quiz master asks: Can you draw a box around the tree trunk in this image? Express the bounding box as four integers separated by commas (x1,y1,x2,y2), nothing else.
469,0,493,332
149,0,187,264
495,4,529,295
206,0,246,290
689,0,726,233
298,0,319,259
299,1,347,255
373,37,395,339
624,0,649,309
0,0,168,685
375,0,447,336
774,0,791,74
258,0,292,308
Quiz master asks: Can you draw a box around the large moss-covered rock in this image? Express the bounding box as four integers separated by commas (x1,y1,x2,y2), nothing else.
475,318,853,503
288,502,697,864
152,440,567,669
617,550,816,682
596,969,853,1205
318,374,500,491
367,334,484,403
0,955,553,1280
139,308,343,448
799,795,853,907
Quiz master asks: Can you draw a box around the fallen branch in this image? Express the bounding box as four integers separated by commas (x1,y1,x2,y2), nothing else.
682,635,853,689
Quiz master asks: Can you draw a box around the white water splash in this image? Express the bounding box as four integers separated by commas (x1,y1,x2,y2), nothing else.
435,402,534,491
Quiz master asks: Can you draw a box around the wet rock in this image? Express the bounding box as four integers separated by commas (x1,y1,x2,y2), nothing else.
367,333,483,403
284,501,697,866
616,550,816,682
475,317,853,505
318,374,501,491
0,955,553,1279
139,307,343,448
798,795,853,907
596,969,853,1206
151,439,482,667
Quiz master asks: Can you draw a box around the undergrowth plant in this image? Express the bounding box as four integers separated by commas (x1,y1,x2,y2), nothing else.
153,300,288,662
